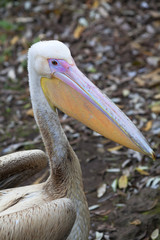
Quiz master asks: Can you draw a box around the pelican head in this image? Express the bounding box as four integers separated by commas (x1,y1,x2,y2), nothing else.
28,40,155,159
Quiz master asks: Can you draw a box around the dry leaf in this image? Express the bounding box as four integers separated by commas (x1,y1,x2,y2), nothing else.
147,177,160,189
106,168,120,173
134,76,145,86
147,56,160,67
107,145,123,152
97,183,107,198
130,41,141,49
142,120,152,131
73,25,85,39
150,10,160,18
153,20,160,28
122,89,130,97
134,68,160,87
95,231,103,240
151,105,160,114
118,175,128,189
10,36,19,45
151,228,159,240
142,50,153,56
130,219,141,225
135,168,149,176
8,68,16,81
26,108,34,117
89,205,100,211
92,0,100,8
154,93,160,100
111,179,118,192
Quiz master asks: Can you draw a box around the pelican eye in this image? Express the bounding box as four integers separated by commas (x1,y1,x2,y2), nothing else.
51,60,58,66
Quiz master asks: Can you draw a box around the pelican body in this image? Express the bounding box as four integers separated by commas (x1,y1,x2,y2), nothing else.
0,41,154,240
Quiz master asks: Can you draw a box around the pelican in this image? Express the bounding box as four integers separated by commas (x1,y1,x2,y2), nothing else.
0,40,155,240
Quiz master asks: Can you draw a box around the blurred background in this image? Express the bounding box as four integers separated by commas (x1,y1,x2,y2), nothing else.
0,0,160,239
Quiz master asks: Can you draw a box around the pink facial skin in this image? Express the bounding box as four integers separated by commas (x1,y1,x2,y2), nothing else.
48,59,69,74
48,58,153,158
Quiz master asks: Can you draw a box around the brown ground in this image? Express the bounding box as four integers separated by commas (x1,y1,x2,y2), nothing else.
0,1,160,239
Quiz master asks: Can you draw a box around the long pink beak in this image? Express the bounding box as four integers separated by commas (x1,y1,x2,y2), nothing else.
41,60,155,159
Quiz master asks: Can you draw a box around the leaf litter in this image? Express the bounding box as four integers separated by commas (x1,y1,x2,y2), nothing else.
0,0,160,239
